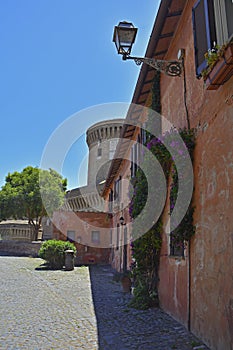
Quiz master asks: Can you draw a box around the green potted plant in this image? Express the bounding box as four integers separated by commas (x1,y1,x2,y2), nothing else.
120,270,132,293
201,42,233,90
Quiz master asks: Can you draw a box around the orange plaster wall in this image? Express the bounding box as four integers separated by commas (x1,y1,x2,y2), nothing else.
159,1,233,348
159,215,189,327
191,101,233,349
52,211,111,264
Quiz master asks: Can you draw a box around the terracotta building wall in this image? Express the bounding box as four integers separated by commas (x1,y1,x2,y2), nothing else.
192,101,233,349
159,1,233,349
52,211,111,265
158,0,195,329
158,193,190,327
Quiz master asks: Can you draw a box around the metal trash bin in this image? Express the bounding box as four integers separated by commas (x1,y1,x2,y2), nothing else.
65,249,74,271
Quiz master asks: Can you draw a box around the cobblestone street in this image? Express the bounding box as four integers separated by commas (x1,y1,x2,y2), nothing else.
0,256,209,349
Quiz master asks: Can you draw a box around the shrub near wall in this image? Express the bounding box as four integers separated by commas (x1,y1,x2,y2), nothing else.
39,240,77,269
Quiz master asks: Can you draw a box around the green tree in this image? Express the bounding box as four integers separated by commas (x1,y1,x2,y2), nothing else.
0,166,67,240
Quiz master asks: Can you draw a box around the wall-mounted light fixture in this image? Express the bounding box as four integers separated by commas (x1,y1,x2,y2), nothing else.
119,216,126,226
113,21,183,77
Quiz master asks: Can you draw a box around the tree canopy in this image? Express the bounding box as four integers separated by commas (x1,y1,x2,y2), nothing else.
0,166,67,240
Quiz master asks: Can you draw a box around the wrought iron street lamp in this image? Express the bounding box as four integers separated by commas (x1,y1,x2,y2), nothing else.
113,21,183,77
119,216,126,226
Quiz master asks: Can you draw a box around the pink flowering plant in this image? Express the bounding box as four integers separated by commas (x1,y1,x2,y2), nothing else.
129,126,195,308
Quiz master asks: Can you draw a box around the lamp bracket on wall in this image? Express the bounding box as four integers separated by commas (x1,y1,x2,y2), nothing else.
112,21,183,77
122,55,183,77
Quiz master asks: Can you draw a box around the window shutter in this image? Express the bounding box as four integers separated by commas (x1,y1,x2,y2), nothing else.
224,0,233,39
192,0,216,76
193,0,209,76
114,180,118,200
116,224,120,250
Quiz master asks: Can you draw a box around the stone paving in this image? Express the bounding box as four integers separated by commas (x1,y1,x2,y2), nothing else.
0,256,210,350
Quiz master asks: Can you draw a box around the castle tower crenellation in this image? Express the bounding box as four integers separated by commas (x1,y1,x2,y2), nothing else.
86,120,123,149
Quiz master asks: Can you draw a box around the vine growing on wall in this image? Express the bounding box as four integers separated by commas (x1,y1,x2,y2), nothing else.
128,72,196,309
169,128,195,254
129,72,163,309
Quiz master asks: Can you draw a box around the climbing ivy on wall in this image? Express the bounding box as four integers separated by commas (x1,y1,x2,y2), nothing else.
129,72,163,309
128,72,196,309
169,128,195,254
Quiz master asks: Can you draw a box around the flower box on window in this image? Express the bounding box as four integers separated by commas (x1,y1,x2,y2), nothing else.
204,43,233,90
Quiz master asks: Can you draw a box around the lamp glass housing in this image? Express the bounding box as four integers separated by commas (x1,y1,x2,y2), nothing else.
113,21,138,56
119,216,125,225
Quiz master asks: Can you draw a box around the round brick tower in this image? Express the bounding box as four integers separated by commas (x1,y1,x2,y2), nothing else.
86,119,124,187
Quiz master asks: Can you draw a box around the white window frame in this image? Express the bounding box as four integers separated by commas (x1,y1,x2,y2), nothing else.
213,0,233,45
193,0,233,76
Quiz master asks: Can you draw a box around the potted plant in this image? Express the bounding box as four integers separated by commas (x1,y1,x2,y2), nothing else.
120,270,132,293
201,42,233,90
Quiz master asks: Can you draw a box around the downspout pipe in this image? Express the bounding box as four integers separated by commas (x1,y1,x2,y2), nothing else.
188,240,191,331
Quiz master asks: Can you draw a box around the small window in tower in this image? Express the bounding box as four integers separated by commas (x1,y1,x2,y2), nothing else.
109,140,118,160
97,148,102,157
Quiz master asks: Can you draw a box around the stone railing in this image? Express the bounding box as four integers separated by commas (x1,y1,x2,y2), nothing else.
65,187,105,213
0,225,35,242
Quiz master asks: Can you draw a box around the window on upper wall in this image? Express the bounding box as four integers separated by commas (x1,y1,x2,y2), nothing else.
192,0,233,77
109,140,118,160
170,235,185,258
140,123,147,146
97,148,102,158
108,189,113,212
131,143,138,178
114,176,121,202
213,0,233,45
91,231,100,244
169,169,185,258
137,134,141,163
67,230,75,243
110,229,112,245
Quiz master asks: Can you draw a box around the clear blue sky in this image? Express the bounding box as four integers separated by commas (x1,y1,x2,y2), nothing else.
0,0,159,190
